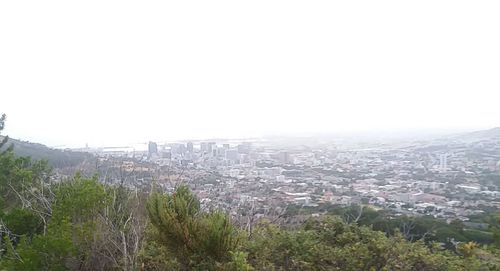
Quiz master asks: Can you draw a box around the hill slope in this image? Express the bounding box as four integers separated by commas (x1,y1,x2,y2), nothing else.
458,127,500,141
1,136,93,168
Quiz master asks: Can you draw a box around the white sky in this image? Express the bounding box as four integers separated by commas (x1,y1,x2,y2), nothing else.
1,1,499,147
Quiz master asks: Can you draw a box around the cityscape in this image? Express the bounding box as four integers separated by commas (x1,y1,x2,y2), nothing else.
70,128,500,226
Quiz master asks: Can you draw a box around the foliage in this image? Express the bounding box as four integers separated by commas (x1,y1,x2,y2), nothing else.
1,219,75,271
147,185,242,270
7,138,93,168
138,225,181,270
0,114,11,153
1,208,43,239
245,217,498,271
0,174,110,270
287,203,499,246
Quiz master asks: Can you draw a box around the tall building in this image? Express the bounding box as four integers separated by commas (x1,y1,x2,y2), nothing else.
170,143,186,156
207,142,216,154
200,142,208,153
225,149,239,161
178,144,186,155
278,151,291,164
217,146,226,157
439,153,447,172
186,142,194,153
237,142,251,154
148,141,158,158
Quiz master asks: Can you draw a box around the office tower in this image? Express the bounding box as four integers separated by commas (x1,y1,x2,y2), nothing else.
148,141,158,157
439,153,447,172
187,141,194,153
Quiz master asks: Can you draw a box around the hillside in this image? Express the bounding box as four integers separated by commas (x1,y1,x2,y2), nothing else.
0,136,94,168
458,127,500,141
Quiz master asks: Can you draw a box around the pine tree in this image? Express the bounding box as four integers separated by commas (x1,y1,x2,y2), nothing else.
146,185,241,270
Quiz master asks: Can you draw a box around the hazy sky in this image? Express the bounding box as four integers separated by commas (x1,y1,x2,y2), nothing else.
1,1,499,147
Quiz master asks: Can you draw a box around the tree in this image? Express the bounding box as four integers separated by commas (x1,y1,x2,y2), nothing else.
0,113,12,153
50,175,111,270
246,216,498,270
98,184,146,271
1,175,112,270
146,185,242,270
1,219,75,271
1,208,43,239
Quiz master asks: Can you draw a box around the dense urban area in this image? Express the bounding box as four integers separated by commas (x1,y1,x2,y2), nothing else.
78,130,500,226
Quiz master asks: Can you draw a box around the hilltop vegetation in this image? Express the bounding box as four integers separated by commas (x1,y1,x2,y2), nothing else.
0,136,93,168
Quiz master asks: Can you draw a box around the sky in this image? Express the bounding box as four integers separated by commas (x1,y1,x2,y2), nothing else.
1,1,499,148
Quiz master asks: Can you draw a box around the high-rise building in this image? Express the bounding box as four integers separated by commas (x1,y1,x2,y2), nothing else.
148,141,158,157
439,153,447,172
207,142,216,154
186,142,194,153
200,142,208,153
225,149,239,161
237,142,251,154
217,147,226,157
178,144,186,155
162,152,172,159
278,151,291,164
170,143,186,156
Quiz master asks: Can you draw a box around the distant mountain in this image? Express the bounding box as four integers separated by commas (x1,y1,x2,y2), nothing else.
0,136,94,168
457,127,500,141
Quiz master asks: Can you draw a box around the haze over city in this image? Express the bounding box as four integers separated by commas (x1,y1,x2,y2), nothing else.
1,1,500,148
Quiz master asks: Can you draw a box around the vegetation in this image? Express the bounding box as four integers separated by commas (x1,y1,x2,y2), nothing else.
4,137,94,168
285,203,500,247
0,115,499,270
0,115,92,168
